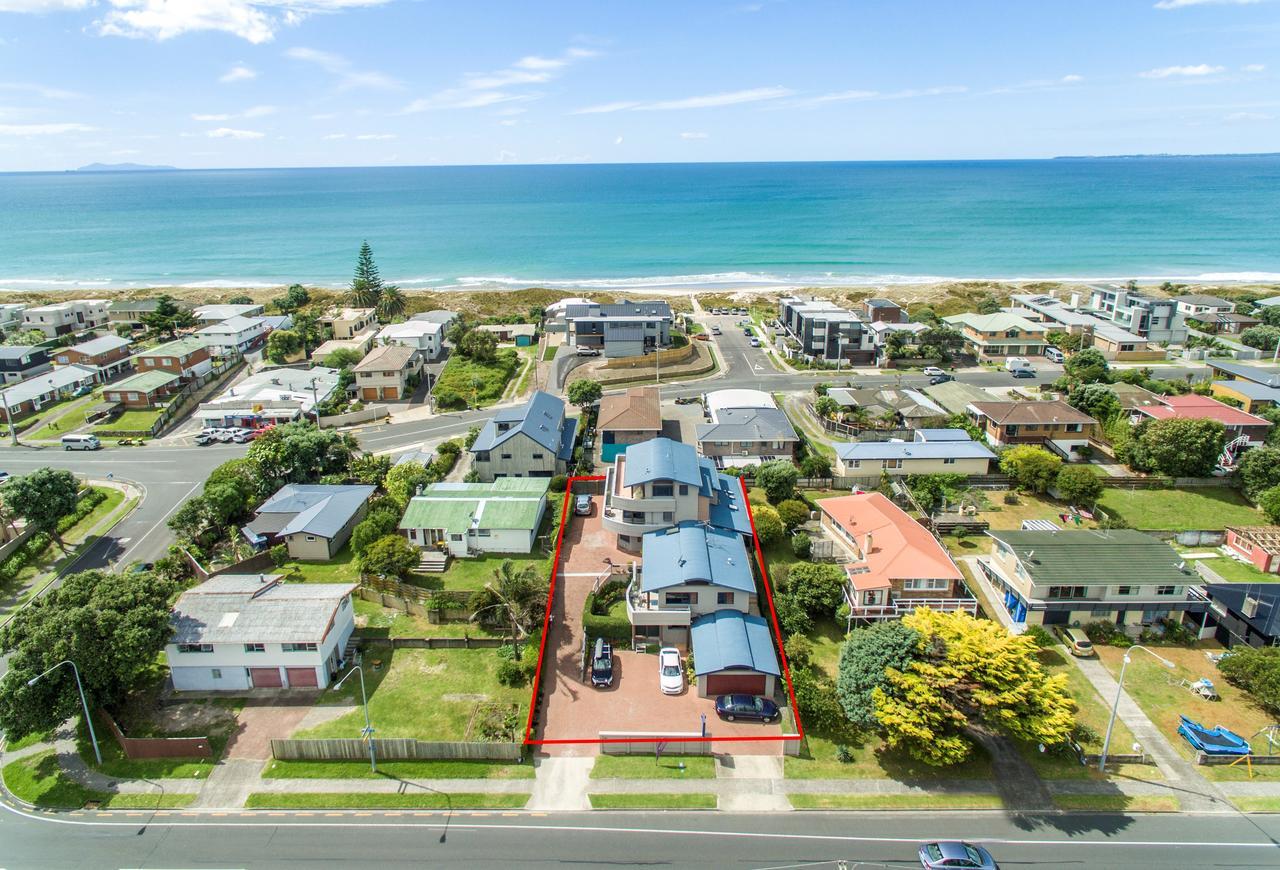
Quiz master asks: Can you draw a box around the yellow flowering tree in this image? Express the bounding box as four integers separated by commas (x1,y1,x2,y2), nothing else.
872,608,1076,766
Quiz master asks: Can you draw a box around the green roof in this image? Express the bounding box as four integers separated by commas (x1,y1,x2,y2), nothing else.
987,529,1191,586
138,337,207,358
399,478,549,535
105,370,180,393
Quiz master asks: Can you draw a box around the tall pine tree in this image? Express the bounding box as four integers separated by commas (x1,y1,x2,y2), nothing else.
348,241,384,309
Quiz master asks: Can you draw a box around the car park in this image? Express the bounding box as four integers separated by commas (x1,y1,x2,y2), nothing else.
922,366,946,377
658,647,684,695
574,494,593,516
918,840,999,869
714,694,778,722
590,638,614,688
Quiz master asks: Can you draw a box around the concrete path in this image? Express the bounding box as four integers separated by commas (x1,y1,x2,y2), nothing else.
526,756,592,811
191,758,262,809
1073,656,1232,813
713,755,790,812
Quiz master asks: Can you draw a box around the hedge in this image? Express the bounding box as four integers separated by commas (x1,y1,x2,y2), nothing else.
0,487,107,582
582,587,631,644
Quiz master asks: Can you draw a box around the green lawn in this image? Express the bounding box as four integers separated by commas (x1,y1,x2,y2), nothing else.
432,552,547,592
245,792,528,809
261,758,533,779
590,754,716,779
975,491,1099,531
284,545,358,584
806,617,846,682
589,793,717,809
4,730,53,751
433,348,520,410
541,343,558,362
25,393,102,440
93,407,165,435
1051,794,1179,812
785,733,994,781
1233,796,1280,813
1195,556,1280,584
293,646,526,742
2,750,196,809
1097,486,1261,531
788,793,1004,810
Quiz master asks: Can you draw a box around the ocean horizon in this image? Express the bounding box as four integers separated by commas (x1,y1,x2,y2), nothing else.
3,157,1280,291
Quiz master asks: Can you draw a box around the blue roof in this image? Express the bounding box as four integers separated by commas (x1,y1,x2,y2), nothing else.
622,437,702,488
690,610,781,677
706,468,753,536
471,391,569,454
913,428,971,442
640,524,755,594
556,415,578,461
836,440,995,462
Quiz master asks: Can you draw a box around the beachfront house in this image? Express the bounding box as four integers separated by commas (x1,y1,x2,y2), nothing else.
193,303,264,324
468,390,576,482
1087,284,1186,344
562,300,673,358
942,312,1048,359
376,320,446,360
320,307,377,341
196,315,268,356
777,296,876,365
22,300,111,339
167,574,355,691
1174,294,1235,318
399,478,549,557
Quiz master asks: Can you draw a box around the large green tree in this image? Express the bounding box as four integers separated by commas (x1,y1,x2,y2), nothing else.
469,559,548,660
999,445,1062,493
274,283,310,312
5,467,80,549
245,420,355,489
1055,465,1104,506
874,609,1076,766
1236,447,1280,500
1259,485,1280,524
140,295,195,337
325,347,365,370
0,570,177,740
756,460,799,503
265,329,302,364
1067,383,1121,423
836,620,920,729
1063,347,1109,384
1130,417,1225,477
567,379,603,408
358,534,418,578
348,241,398,313
1240,325,1280,352
459,328,498,362
384,460,434,510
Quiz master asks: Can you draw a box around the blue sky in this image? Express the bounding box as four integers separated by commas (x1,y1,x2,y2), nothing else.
0,0,1276,170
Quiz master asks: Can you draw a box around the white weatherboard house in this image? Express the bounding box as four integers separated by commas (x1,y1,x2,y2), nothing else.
166,574,356,690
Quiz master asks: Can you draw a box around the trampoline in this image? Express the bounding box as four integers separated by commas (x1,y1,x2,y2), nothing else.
1177,715,1251,756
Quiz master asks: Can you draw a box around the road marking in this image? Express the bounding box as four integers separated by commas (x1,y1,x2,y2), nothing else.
115,479,201,566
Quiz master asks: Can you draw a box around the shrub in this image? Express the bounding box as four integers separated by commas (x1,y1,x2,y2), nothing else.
835,744,854,764
1002,491,1020,505
774,592,812,636
790,532,812,560
1083,620,1130,646
582,587,630,643
1055,465,1104,506
756,460,799,504
496,659,534,688
1219,646,1280,715
269,544,289,568
783,634,813,669
751,503,785,546
1023,624,1055,649
549,475,568,494
776,499,810,531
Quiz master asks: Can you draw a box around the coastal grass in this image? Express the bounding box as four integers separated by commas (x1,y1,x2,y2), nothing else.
1051,794,1179,813
432,348,519,410
1097,486,1260,531
261,758,534,780
590,754,716,780
788,793,1004,810
2,750,196,809
589,793,717,810
245,792,528,810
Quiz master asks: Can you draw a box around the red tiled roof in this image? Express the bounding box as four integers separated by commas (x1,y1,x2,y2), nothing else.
819,492,962,587
1138,394,1272,427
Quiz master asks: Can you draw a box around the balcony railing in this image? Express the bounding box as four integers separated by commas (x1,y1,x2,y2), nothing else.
843,586,978,625
626,578,693,626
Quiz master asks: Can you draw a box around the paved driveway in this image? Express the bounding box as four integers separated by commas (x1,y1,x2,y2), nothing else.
222,696,319,760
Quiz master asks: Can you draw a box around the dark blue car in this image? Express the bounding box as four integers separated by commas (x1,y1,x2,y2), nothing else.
714,694,779,723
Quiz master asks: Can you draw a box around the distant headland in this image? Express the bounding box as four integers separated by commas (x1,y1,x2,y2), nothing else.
73,162,179,172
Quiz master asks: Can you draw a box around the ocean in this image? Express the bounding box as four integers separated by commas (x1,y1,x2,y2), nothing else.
2,158,1279,291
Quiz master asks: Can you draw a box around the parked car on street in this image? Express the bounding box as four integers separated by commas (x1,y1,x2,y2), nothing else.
1011,368,1036,379
918,840,999,869
658,647,684,695
714,694,779,722
749,337,761,347
929,374,953,385
590,638,614,688
922,366,946,377
574,494,593,516
194,431,215,446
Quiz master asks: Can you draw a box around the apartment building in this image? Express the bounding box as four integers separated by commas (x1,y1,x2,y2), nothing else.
1087,285,1187,344
22,300,110,338
562,300,673,359
777,296,875,365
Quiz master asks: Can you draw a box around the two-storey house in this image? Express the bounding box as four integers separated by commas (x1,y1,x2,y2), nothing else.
469,390,577,482
167,573,355,690
834,429,995,477
376,320,446,360
53,334,133,379
967,400,1099,454
133,337,213,381
196,315,268,356
777,296,876,365
942,312,1048,359
320,307,377,340
1208,361,1280,413
22,300,110,338
193,303,264,324
563,300,672,358
1087,285,1187,344
978,528,1206,632
352,344,421,401
0,346,53,385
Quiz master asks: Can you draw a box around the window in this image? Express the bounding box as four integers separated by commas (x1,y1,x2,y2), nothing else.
1046,586,1088,600
882,459,902,469
651,483,673,497
531,453,543,460
305,535,316,542
664,592,696,606
211,669,222,679
450,534,463,541
244,643,265,653
943,457,956,465
282,642,318,652
717,592,734,605
145,358,155,367
903,578,949,591
177,643,213,654
127,392,139,401
500,453,513,460
1116,585,1135,595
662,512,674,523
477,529,491,537
1156,585,1177,595
850,460,861,469
474,451,489,462
1065,423,1082,433
678,485,688,496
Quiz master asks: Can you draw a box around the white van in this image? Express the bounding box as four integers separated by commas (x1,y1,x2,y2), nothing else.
1044,346,1065,363
1004,357,1034,372
61,434,101,451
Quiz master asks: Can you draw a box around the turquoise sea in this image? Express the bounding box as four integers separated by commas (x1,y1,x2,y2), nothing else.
1,158,1279,290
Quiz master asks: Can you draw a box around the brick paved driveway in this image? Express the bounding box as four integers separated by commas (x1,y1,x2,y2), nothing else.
222,696,318,760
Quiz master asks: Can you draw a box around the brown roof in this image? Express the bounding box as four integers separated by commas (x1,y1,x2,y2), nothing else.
598,386,661,432
353,344,416,373
970,400,1096,426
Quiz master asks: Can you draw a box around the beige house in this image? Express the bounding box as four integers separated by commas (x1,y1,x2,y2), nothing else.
321,307,378,341
967,401,1099,451
598,386,661,463
243,484,374,560
834,429,995,477
352,344,421,401
942,312,1048,359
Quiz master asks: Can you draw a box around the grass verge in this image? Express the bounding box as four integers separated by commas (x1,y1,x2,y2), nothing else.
788,793,1004,810
1051,794,1179,813
261,758,534,779
590,754,716,780
1232,797,1280,813
244,792,528,809
589,793,717,810
2,750,196,809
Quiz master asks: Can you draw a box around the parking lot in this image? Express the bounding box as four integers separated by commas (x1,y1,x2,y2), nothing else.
531,496,785,757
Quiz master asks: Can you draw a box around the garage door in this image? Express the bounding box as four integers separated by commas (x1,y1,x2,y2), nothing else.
285,667,318,688
361,387,379,401
382,386,398,400
704,673,765,696
249,667,283,688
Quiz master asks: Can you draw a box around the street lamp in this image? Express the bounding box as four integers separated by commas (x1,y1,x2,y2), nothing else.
332,665,376,773
26,660,101,765
1099,644,1175,772
308,377,321,427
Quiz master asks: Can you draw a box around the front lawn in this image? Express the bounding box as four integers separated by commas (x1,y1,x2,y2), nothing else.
432,552,547,592
1196,556,1280,585
245,792,528,809
283,544,358,584
293,645,527,742
261,758,533,779
1097,487,1261,531
786,733,994,781
590,754,716,779
788,793,1004,810
589,793,716,809
432,349,520,410
93,407,165,435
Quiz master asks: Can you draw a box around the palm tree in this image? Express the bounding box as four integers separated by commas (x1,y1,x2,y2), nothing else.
376,286,406,322
470,560,548,660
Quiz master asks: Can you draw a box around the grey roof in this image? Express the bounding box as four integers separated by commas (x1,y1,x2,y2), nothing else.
914,428,972,442
985,529,1190,586
923,381,998,415
1208,361,1280,388
411,310,458,325
563,300,673,320
68,334,130,357
0,346,44,361
1175,293,1234,307
696,407,798,444
836,439,995,462
470,391,573,458
247,484,374,540
1215,380,1280,401
170,574,356,645
2,364,98,409
1206,584,1280,640
864,298,901,309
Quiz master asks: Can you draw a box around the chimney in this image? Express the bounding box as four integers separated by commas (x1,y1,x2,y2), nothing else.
1069,292,1080,309
864,533,873,555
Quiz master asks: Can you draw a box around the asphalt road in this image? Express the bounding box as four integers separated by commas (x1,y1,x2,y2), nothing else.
2,805,1279,868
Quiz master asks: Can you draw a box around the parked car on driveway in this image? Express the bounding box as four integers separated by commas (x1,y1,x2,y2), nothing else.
590,638,614,688
658,647,683,695
918,840,999,869
922,366,946,377
574,494,593,516
714,694,778,722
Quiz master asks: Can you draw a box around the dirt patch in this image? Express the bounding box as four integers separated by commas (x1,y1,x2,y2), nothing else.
150,703,237,735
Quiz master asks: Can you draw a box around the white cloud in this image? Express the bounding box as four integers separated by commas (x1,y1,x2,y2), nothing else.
0,0,90,11
400,47,597,113
614,135,623,145
1140,64,1225,78
285,46,400,90
87,0,393,44
1243,63,1267,72
207,126,264,139
1061,74,1084,84
791,85,967,108
1154,0,1265,8
0,122,95,135
220,64,256,83
242,104,276,117
680,131,708,139
191,105,275,122
355,132,395,140
0,81,82,99
1226,111,1273,121
192,113,232,121
498,119,519,126
573,86,792,115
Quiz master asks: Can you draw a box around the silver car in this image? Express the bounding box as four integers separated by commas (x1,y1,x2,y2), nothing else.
918,841,998,869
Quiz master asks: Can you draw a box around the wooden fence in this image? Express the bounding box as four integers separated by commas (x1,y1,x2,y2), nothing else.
377,636,509,649
99,709,211,760
603,344,695,369
270,737,523,762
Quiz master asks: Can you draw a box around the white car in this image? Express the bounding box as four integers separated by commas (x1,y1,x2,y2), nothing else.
922,366,945,377
659,647,684,695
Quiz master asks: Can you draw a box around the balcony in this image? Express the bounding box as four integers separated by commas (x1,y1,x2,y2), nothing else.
843,589,978,625
626,578,692,627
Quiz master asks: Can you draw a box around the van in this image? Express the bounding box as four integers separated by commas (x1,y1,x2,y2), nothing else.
1055,626,1095,657
1044,346,1065,363
61,434,100,451
1004,356,1033,372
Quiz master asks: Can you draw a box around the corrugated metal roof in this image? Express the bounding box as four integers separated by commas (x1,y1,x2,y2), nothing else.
253,484,375,539
986,529,1191,586
170,574,355,644
695,407,798,444
640,524,755,594
470,390,569,454
399,479,548,534
836,440,995,462
690,610,780,677
622,437,702,488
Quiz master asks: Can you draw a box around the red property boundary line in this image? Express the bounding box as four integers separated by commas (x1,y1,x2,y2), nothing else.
522,474,804,746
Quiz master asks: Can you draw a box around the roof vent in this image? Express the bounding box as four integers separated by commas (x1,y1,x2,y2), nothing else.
218,612,239,628
1243,596,1260,619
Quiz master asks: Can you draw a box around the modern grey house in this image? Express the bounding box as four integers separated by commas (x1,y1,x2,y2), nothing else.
695,406,799,467
562,301,672,358
0,346,53,384
777,296,876,365
243,484,375,560
469,390,577,482
1087,285,1187,344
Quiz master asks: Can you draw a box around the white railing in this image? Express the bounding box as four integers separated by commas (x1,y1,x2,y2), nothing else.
843,587,979,625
